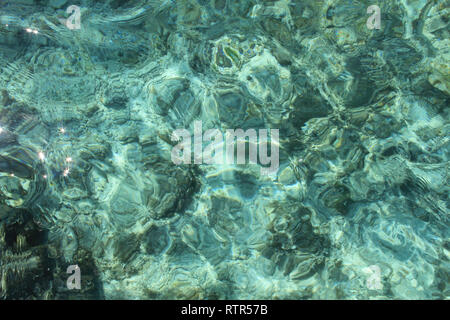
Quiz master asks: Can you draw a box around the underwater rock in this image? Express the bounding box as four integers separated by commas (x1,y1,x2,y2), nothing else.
216,89,249,127
261,201,329,280
143,165,197,219
289,87,332,127
147,77,190,117
0,217,52,299
113,232,140,263
428,53,450,95
0,144,46,212
109,180,143,228
143,225,170,256
101,82,129,109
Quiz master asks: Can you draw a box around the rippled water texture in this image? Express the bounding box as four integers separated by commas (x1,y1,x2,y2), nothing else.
0,0,448,299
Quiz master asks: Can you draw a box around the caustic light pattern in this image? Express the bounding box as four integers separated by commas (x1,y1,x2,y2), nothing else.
0,0,448,300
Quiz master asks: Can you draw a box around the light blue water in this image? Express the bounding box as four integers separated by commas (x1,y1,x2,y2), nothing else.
0,0,448,300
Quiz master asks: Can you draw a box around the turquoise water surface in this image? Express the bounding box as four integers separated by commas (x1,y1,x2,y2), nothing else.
0,0,448,300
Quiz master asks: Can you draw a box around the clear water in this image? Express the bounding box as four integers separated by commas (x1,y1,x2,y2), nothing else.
0,0,448,299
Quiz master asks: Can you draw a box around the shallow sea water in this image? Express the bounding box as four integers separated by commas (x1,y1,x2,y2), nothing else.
0,0,448,299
